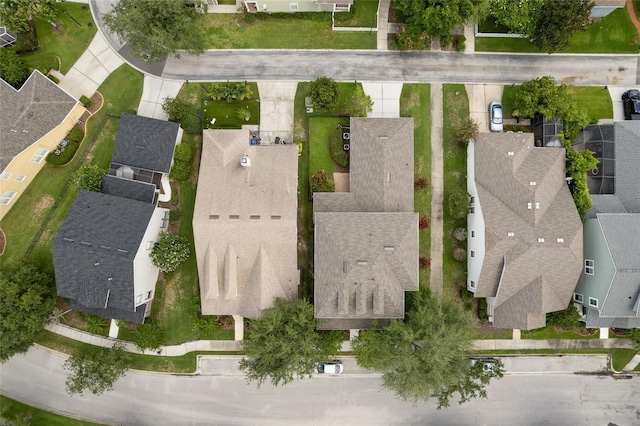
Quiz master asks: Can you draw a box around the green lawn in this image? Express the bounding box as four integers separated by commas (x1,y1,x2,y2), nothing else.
501,85,613,122
611,348,638,371
441,84,470,305
205,14,376,49
0,65,143,270
309,117,344,179
521,325,600,340
20,2,96,75
1,395,100,426
202,82,260,129
333,0,379,28
294,83,314,298
400,84,432,292
475,8,640,54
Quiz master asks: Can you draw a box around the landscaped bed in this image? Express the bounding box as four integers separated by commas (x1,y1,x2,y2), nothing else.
202,82,260,129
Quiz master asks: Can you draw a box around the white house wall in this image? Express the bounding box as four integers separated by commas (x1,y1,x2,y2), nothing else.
467,141,485,293
132,207,168,306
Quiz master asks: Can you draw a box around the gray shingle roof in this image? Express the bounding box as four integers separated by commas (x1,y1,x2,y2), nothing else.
0,70,78,171
53,190,156,324
193,129,299,319
472,133,583,330
589,214,640,322
101,175,156,204
612,121,640,212
111,113,179,174
313,118,418,329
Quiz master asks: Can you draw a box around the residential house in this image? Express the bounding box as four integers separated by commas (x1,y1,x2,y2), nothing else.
572,121,640,328
0,70,84,220
193,129,299,320
52,114,178,323
467,132,583,330
109,113,181,202
242,0,352,13
313,117,419,330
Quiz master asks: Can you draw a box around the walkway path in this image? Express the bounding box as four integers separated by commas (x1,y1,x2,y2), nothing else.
376,0,391,50
429,83,444,296
622,352,640,372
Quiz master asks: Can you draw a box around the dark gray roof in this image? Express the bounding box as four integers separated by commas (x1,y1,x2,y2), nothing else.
585,307,640,328
53,190,156,324
101,174,157,204
111,113,179,174
70,299,146,324
589,214,640,323
0,70,77,171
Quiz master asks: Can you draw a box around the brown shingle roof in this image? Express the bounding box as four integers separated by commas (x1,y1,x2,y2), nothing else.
473,133,583,330
193,130,299,319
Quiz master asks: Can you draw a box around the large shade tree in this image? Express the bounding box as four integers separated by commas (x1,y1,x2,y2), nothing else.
239,298,342,387
103,0,209,62
0,0,56,33
64,343,130,396
394,0,490,39
0,262,56,362
352,289,503,407
0,48,30,89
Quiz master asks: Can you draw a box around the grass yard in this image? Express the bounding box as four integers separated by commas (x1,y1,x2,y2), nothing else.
333,0,379,28
1,395,100,426
400,84,432,292
308,117,345,179
310,83,361,117
611,348,638,371
20,2,96,75
293,83,314,298
441,84,470,305
475,8,640,54
521,325,600,340
202,82,260,129
0,65,143,271
205,14,376,49
501,85,613,122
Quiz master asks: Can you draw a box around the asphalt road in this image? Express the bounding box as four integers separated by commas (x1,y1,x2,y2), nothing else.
162,51,640,85
2,347,638,425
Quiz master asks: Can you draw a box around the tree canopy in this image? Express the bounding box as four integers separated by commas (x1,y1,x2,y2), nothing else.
352,289,503,407
102,0,209,62
0,0,56,33
63,343,130,396
71,164,103,192
238,298,342,387
0,48,30,89
513,76,569,119
0,262,56,363
309,76,339,112
149,232,190,273
394,0,490,39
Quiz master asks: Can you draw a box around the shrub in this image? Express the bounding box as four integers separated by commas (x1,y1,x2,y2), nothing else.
478,298,488,323
414,177,428,189
46,141,79,166
455,118,479,144
453,228,468,241
419,215,430,230
173,143,193,163
547,305,581,331
419,257,431,269
503,124,530,132
396,24,430,50
85,314,107,335
456,35,466,52
453,247,466,262
169,160,192,182
0,48,30,89
343,85,373,117
71,164,103,192
309,76,339,112
149,232,190,273
80,95,93,108
132,322,164,351
310,170,335,193
162,97,191,122
68,128,85,143
236,107,251,121
448,189,469,220
192,316,222,336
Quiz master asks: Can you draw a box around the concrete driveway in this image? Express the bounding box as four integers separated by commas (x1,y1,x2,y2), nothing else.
257,81,297,144
137,76,183,120
607,85,638,122
466,84,504,132
362,82,403,118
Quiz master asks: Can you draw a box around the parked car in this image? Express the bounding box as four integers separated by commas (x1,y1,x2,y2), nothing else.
470,357,498,373
489,100,503,132
622,89,640,120
317,360,343,374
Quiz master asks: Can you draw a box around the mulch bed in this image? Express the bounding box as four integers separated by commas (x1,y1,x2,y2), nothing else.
75,92,104,135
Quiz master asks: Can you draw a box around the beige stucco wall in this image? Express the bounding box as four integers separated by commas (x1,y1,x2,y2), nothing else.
0,103,85,221
244,0,350,13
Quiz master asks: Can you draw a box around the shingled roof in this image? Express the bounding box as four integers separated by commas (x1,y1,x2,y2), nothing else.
471,133,583,330
0,70,77,171
111,113,179,174
193,129,299,319
314,117,418,330
100,175,157,204
52,191,156,323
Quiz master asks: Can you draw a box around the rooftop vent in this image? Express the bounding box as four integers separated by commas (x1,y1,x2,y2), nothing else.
357,260,368,266
556,238,564,243
538,238,545,243
508,151,515,156
529,182,537,186
241,156,251,167
507,232,515,237
383,246,395,251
